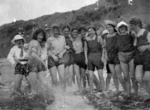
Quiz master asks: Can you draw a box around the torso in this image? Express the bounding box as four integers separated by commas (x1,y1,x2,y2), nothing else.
136,30,149,47
72,36,84,54
41,43,47,61
86,35,102,53
105,33,118,53
28,40,42,57
117,33,134,52
47,35,66,55
13,46,28,59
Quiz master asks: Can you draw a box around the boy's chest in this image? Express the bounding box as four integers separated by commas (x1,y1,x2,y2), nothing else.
14,49,27,58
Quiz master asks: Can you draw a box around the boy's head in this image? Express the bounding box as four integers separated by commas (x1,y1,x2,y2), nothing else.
11,34,25,47
117,21,129,35
31,46,38,54
129,17,142,33
51,24,60,37
78,26,87,37
24,44,29,52
105,20,117,34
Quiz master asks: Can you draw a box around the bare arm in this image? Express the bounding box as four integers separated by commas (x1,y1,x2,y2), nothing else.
57,36,67,58
147,32,150,48
84,41,88,64
7,47,16,65
47,38,57,57
138,32,150,52
28,40,46,66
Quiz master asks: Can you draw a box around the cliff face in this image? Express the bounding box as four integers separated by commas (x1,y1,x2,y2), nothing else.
0,0,150,58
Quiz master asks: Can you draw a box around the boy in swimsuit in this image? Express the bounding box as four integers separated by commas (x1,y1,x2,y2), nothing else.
47,25,66,90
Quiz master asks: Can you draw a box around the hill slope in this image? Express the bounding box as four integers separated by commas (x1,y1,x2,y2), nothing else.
0,0,150,58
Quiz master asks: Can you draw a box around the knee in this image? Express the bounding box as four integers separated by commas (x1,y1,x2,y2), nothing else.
107,74,111,78
89,71,94,78
136,75,143,82
28,72,37,80
143,75,150,82
112,75,117,80
124,73,129,80
123,75,129,81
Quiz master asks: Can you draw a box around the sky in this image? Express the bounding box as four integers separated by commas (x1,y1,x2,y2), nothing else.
0,0,97,26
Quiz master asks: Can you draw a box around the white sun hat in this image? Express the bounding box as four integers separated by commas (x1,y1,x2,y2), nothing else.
102,29,109,35
11,34,26,44
104,20,117,27
116,21,129,35
117,21,128,29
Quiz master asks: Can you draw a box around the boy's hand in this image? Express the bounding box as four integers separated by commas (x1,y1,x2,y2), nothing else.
52,55,58,61
14,57,21,64
138,45,148,52
58,53,64,59
65,46,70,50
85,58,88,65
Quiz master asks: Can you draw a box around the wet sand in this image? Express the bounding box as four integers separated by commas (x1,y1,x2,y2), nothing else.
0,59,95,110
0,59,150,110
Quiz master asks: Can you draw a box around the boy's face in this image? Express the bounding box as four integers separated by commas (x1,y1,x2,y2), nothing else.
37,32,44,43
40,41,45,47
15,39,24,47
130,24,138,33
72,30,78,38
88,28,96,37
24,45,28,52
81,30,86,38
52,28,60,37
119,25,127,34
106,25,115,34
63,28,70,37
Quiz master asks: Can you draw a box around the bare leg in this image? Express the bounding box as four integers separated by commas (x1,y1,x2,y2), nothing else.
143,71,150,95
98,69,105,91
37,71,46,84
89,70,94,94
49,66,58,86
93,74,101,91
28,72,38,92
68,65,74,86
81,68,86,89
65,66,69,85
72,68,76,84
129,60,138,95
57,64,65,90
116,64,126,92
135,65,143,95
74,64,82,92
109,64,119,92
85,69,90,86
13,74,23,94
106,73,112,91
24,76,31,94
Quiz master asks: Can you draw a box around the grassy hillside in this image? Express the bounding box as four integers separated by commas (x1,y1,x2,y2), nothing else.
0,0,150,58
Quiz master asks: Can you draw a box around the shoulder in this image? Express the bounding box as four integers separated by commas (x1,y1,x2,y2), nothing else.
47,37,53,43
59,35,66,41
147,31,150,38
10,45,18,51
29,40,39,44
61,35,65,39
97,35,102,41
85,36,91,41
29,40,40,47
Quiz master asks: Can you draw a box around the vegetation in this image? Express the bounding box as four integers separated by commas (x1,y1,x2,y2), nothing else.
0,0,149,57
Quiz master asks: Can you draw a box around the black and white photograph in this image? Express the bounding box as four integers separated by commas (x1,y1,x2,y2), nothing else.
0,0,150,110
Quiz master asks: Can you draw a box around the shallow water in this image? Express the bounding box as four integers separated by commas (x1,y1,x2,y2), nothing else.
47,85,95,110
0,59,149,110
0,59,95,110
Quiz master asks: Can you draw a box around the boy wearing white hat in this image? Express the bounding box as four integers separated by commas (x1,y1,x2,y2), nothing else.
7,34,29,95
